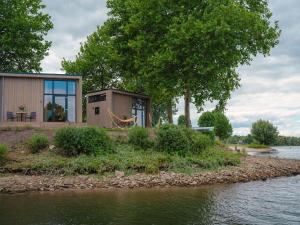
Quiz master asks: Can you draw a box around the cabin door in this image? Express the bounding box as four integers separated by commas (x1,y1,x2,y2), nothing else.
132,98,146,127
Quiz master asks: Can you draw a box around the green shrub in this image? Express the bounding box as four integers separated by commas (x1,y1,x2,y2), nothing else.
0,144,8,162
54,127,112,156
128,127,152,149
190,133,212,154
27,134,49,153
155,124,189,155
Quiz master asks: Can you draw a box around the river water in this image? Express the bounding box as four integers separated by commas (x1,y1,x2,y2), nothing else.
0,147,299,225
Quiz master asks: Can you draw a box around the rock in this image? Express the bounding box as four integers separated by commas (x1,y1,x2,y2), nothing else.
115,171,125,178
49,145,55,150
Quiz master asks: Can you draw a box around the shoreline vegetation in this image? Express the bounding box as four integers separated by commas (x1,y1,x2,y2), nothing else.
0,126,299,194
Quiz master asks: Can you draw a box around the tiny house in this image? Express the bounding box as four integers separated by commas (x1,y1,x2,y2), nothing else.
87,89,152,128
0,72,82,125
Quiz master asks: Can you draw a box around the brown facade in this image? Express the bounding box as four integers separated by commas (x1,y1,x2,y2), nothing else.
87,89,152,128
0,73,82,124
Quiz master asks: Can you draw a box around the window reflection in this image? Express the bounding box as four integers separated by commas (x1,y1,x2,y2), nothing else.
44,81,53,94
43,80,76,122
54,81,67,94
68,81,76,95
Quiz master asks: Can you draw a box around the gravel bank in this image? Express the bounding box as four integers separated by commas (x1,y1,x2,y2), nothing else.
1,156,300,194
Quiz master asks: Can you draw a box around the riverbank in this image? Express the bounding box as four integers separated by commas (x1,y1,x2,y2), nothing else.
1,156,300,194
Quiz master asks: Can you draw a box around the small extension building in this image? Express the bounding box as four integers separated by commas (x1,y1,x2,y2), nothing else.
87,89,152,128
0,72,82,125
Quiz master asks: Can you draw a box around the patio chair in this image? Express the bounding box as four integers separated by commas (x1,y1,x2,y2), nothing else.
25,112,37,122
7,111,16,122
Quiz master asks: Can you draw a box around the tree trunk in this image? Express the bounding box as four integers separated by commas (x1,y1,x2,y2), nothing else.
184,81,191,127
167,101,173,124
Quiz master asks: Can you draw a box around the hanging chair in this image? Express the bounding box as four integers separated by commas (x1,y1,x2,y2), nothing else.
107,109,137,128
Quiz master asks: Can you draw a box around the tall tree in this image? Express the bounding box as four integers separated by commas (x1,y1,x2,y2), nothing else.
0,0,53,72
104,0,280,127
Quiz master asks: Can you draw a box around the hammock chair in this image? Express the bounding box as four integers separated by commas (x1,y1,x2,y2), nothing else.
107,109,137,128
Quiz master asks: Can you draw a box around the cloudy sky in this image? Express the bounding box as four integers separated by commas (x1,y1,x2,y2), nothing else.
41,0,300,137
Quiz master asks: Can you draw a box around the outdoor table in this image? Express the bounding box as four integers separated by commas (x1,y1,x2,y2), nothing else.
16,112,27,122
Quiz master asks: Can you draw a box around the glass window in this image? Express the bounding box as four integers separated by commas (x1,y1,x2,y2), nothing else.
44,80,76,123
44,95,53,122
95,107,100,115
67,96,76,122
54,81,67,94
54,96,66,122
44,81,53,94
68,81,76,95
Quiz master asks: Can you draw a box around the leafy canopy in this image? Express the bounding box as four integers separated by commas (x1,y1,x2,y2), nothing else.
0,0,53,72
251,119,279,145
198,111,232,140
105,0,280,110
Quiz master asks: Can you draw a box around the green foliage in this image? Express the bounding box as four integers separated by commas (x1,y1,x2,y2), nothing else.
198,112,232,140
155,125,189,155
198,112,215,127
0,144,8,162
27,134,49,153
177,115,186,126
128,127,152,149
189,133,212,154
103,0,280,118
155,125,212,155
214,112,233,140
0,0,53,72
251,120,279,145
54,127,112,156
248,143,269,149
5,143,241,176
275,136,300,146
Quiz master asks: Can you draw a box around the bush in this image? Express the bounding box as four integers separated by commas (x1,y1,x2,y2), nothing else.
128,127,152,149
155,124,189,155
0,144,8,162
190,133,212,154
27,134,49,153
54,127,112,156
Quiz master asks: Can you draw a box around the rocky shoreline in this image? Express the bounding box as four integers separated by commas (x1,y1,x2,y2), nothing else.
1,156,300,194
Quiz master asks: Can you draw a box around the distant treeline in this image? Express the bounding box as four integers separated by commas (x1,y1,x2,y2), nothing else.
228,135,300,146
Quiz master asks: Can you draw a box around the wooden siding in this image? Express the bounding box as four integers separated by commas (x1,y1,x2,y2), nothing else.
3,77,44,122
112,93,133,121
86,90,113,128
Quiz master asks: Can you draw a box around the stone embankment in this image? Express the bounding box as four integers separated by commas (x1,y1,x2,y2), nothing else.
1,156,300,194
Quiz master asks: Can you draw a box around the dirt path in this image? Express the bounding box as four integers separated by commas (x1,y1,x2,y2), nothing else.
1,156,299,194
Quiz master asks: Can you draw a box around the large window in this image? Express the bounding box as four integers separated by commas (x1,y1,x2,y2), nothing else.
43,80,76,122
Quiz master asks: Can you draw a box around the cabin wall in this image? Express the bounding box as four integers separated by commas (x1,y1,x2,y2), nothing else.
112,93,133,121
86,90,113,128
3,77,44,122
